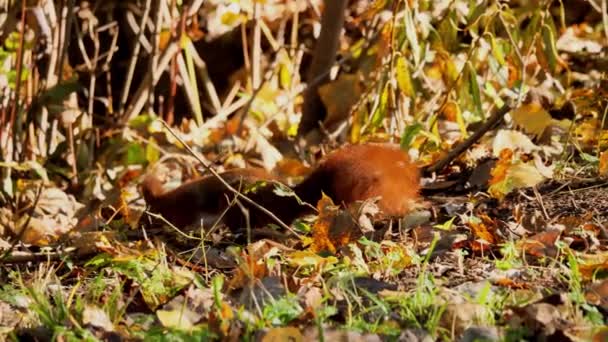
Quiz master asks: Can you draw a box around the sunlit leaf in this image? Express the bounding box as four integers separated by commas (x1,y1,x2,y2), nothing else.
599,151,608,176
541,23,559,73
124,143,147,165
287,250,338,268
492,129,540,156
262,327,303,342
489,149,546,200
146,138,160,164
157,309,194,330
489,34,506,66
370,83,390,128
395,55,415,97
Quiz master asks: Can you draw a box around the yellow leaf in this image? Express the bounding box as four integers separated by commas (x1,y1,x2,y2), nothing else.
287,250,339,268
157,309,194,330
262,327,303,342
510,103,552,138
488,149,546,200
395,55,415,97
600,151,608,176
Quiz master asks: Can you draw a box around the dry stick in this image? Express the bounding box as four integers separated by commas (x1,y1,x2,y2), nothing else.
122,40,180,123
7,0,27,158
0,249,78,264
602,0,608,44
158,120,301,238
424,103,512,175
57,0,75,83
147,0,162,111
119,0,153,114
0,184,44,262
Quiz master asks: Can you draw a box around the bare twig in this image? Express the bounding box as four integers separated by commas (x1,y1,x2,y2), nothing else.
119,0,153,114
0,248,76,264
251,3,262,89
0,183,44,262
122,40,180,123
184,40,222,112
424,103,512,175
603,0,608,62
7,0,27,157
57,0,75,84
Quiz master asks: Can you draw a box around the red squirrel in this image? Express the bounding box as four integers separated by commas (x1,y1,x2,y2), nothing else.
141,144,420,230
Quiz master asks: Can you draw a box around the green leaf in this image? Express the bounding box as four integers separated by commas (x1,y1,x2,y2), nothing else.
489,34,506,66
542,23,559,73
370,84,389,128
434,216,456,231
468,0,487,22
437,11,458,52
467,61,483,118
400,122,422,149
124,143,147,165
523,12,541,52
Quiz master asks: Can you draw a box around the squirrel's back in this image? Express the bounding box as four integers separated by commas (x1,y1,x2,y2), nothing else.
295,144,419,216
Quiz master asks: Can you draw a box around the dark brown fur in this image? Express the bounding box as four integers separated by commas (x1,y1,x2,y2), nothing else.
141,144,420,230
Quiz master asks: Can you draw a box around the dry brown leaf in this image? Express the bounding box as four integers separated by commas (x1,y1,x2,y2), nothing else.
82,305,114,332
310,194,341,253
585,279,608,311
318,73,363,127
467,214,498,245
518,230,561,259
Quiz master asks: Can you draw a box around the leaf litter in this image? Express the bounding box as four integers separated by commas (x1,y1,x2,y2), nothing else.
0,0,606,341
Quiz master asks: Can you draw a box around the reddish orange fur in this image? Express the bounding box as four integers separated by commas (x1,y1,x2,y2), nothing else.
294,144,419,216
141,144,420,230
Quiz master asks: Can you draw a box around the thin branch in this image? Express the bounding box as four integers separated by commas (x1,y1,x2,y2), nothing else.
0,183,44,262
7,0,27,158
423,102,512,175
119,0,153,114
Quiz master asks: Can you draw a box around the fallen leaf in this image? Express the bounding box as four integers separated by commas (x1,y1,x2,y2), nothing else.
262,327,303,342
510,103,552,138
492,130,540,156
82,305,114,332
489,149,547,200
318,73,363,127
157,309,194,330
585,279,608,311
599,151,608,176
518,230,561,259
